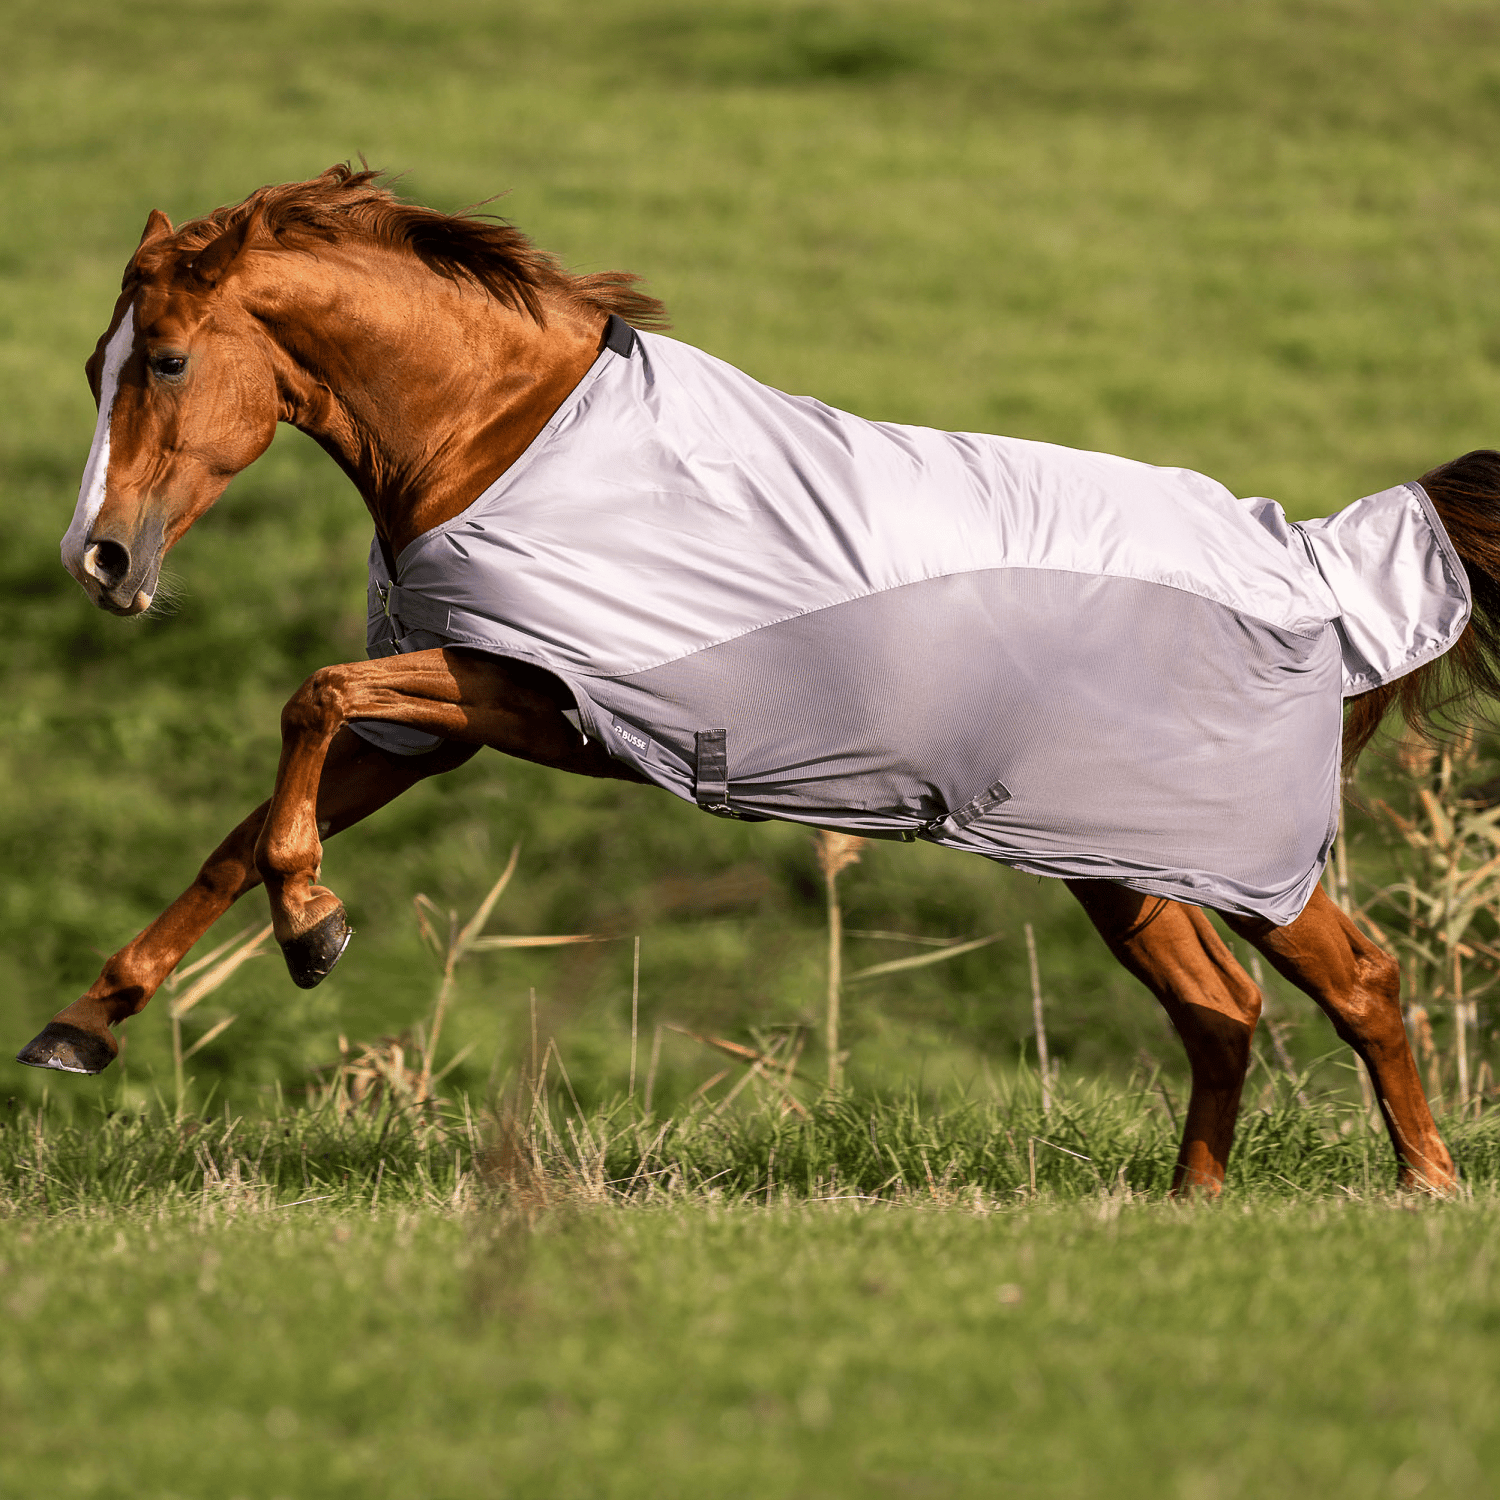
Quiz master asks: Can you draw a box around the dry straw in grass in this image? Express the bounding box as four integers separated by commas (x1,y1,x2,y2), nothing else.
321,1035,427,1114
162,921,273,1117
665,1023,811,1117
411,843,607,1105
1361,731,1500,1117
1025,922,1052,1115
814,830,865,1089
806,829,1003,1097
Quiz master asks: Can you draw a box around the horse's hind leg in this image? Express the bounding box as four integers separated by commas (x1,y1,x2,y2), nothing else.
1066,880,1261,1196
1222,887,1456,1193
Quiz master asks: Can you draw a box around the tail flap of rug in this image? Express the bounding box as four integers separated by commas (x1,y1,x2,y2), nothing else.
1295,482,1471,697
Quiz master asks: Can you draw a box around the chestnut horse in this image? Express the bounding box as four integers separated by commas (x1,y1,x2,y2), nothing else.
20,166,1497,1196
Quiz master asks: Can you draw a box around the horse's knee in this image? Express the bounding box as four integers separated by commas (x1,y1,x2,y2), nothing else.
280,666,350,740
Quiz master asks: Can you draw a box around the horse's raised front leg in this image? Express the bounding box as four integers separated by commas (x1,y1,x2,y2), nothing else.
1222,887,1457,1193
255,648,635,986
16,729,479,1074
1066,880,1262,1196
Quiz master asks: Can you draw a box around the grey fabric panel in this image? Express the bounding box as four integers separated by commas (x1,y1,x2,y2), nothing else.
579,569,1342,922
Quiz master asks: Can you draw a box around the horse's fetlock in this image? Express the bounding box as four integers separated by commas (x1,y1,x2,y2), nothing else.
254,833,305,887
89,965,147,1012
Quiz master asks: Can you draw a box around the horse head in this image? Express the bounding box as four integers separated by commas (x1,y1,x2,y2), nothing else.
62,206,281,615
61,166,678,602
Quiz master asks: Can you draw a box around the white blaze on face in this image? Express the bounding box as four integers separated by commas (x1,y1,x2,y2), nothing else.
61,312,135,585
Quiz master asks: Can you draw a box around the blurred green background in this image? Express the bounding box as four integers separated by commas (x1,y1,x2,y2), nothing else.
4,0,1500,1116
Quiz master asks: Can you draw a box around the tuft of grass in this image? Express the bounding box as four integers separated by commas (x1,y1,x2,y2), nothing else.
9,1063,1499,1219
0,1094,482,1217
525,1076,1500,1206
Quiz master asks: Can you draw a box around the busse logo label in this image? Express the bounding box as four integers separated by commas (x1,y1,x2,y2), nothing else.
610,718,653,759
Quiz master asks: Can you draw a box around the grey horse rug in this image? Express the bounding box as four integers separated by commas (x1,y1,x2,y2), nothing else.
355,317,1470,924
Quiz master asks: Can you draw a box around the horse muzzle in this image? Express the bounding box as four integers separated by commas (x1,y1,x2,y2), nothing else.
73,528,164,616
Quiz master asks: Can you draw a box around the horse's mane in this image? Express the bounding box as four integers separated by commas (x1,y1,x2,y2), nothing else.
131,163,670,330
1343,449,1500,769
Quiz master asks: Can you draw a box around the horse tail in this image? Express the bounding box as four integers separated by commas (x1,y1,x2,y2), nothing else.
1343,448,1500,769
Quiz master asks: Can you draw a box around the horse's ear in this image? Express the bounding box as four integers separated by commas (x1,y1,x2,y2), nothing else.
137,209,173,249
186,204,266,291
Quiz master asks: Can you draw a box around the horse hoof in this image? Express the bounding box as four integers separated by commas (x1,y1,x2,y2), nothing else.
15,1022,117,1075
1399,1164,1462,1198
280,906,353,989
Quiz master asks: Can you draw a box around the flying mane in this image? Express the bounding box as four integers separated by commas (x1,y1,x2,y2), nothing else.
122,163,672,331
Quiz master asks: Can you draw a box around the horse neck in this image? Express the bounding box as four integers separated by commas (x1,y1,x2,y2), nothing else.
254,249,606,556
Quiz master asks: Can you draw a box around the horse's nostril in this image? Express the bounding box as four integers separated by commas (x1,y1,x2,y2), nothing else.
86,539,131,589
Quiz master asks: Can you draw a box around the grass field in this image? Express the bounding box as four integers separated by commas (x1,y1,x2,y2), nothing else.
11,1200,1500,1500
3,1092,1500,1499
9,1,1500,1493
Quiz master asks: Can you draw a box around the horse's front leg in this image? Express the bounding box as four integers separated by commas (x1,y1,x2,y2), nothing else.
255,648,629,986
17,729,479,1074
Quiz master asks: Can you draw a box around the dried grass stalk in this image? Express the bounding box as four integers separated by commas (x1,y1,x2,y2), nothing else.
814,830,866,1089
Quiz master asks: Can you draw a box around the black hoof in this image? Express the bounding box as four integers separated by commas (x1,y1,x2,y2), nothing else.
280,906,353,989
16,1022,117,1075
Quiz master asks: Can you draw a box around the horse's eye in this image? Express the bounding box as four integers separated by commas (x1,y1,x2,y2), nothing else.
149,354,187,380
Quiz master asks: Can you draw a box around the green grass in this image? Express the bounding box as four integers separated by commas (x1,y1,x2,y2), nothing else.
1,1074,1498,1497
8,1067,1500,1214
4,1069,1493,1495
0,1087,1499,1496
5,1177,1500,1497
